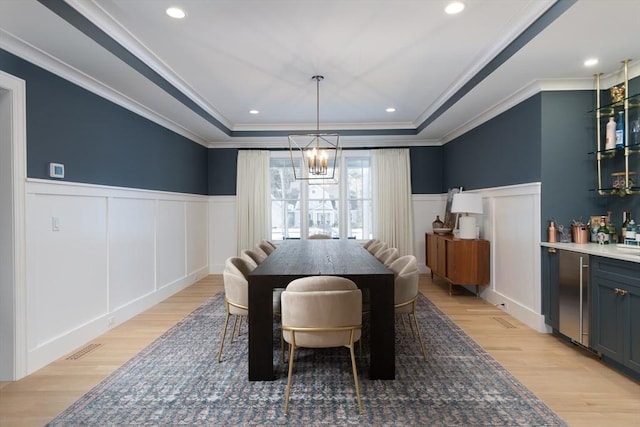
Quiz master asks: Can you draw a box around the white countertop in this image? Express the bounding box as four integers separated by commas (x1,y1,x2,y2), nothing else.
540,242,640,264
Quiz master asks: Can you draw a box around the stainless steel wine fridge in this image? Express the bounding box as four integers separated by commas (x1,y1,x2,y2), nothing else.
558,250,590,347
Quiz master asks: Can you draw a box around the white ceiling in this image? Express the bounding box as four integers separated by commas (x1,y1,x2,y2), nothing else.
1,0,639,148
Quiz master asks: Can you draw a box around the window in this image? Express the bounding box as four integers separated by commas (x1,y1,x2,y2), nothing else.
270,151,372,240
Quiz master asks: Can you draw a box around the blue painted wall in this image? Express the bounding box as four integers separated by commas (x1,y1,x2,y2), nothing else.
208,148,237,195
442,94,542,191
0,49,208,195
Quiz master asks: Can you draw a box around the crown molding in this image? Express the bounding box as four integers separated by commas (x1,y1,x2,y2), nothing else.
0,29,210,147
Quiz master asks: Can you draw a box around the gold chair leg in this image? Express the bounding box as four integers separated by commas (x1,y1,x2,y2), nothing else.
216,305,231,363
283,340,296,415
410,311,427,360
349,335,363,413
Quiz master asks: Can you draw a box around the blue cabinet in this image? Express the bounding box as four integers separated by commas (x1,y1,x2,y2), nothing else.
591,257,640,378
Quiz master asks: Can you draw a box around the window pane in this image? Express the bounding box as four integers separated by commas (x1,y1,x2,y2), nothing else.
346,156,372,239
308,179,339,238
271,156,301,240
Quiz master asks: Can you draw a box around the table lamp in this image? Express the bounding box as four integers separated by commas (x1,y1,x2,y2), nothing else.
451,193,483,239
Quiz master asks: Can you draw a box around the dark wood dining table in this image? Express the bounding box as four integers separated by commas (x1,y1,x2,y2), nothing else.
248,239,395,381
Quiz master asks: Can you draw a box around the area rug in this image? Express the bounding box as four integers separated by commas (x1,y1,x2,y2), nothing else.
47,293,566,426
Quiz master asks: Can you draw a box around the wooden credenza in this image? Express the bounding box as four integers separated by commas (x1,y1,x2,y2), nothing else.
425,233,490,295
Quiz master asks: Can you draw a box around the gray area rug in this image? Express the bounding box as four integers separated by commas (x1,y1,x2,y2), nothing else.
48,292,566,426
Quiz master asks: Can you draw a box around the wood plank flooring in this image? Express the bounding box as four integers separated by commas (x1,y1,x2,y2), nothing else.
1,274,639,426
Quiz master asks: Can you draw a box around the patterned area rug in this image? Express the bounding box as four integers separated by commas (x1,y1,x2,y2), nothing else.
48,293,566,426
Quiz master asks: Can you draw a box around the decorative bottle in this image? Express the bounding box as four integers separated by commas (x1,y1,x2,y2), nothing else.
606,117,616,150
596,216,610,244
620,210,631,243
625,219,636,244
548,220,557,243
615,111,625,147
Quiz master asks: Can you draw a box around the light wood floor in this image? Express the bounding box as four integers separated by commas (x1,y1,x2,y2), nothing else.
1,274,639,427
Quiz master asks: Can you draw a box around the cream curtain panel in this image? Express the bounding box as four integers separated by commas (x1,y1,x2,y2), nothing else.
236,150,270,254
372,148,414,256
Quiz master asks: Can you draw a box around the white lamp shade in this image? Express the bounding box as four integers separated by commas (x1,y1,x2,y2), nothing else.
451,193,483,215
451,193,483,239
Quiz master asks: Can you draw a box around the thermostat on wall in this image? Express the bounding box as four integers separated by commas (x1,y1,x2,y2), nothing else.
49,162,65,178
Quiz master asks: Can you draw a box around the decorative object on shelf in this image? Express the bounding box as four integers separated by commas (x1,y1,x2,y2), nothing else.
615,111,625,147
451,192,483,239
288,75,340,182
443,187,461,230
620,210,631,243
548,220,557,243
431,216,451,234
610,84,625,103
611,171,636,189
605,117,616,149
632,118,640,145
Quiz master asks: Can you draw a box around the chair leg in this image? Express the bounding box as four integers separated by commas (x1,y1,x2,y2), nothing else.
283,341,296,415
216,305,231,363
349,332,363,413
410,311,427,360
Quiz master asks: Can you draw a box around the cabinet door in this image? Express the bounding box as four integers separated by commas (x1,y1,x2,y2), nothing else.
435,237,446,277
446,240,489,285
625,286,640,372
592,277,625,361
541,248,559,329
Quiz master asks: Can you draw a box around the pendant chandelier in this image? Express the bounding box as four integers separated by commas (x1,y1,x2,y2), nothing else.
288,75,340,181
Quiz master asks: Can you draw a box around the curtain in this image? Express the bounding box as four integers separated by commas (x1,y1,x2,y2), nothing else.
372,148,414,256
236,150,270,254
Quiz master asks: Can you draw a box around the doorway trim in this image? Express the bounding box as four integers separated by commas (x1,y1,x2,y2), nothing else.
0,70,27,380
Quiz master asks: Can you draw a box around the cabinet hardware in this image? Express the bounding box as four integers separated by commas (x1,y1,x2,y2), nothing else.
548,248,556,253
614,288,629,296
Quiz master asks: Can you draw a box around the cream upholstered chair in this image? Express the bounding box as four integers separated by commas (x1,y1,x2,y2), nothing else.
217,257,281,362
376,247,399,267
308,233,332,239
366,240,385,255
389,255,426,360
259,240,275,255
280,276,363,414
372,242,389,257
252,244,269,263
362,239,379,249
241,249,263,266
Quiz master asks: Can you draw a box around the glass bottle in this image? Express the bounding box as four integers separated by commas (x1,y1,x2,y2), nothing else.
597,216,610,244
606,117,616,150
615,111,625,147
432,215,444,230
620,210,631,243
606,211,617,243
626,219,637,244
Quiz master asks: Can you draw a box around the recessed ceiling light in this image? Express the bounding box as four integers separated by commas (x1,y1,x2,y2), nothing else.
584,58,599,67
166,7,186,19
249,109,259,115
445,2,465,15
386,107,396,113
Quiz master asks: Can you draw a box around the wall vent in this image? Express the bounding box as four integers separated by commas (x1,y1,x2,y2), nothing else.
66,343,101,360
492,317,516,329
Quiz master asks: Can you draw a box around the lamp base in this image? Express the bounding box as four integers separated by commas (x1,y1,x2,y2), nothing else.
458,216,477,239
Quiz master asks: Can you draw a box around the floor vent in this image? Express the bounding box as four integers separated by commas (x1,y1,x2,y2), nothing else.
493,317,517,329
66,343,101,360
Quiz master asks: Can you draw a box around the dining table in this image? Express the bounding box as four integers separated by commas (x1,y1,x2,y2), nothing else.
247,239,395,381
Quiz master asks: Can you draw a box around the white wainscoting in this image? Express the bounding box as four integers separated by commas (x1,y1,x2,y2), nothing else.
24,179,209,373
472,183,545,332
412,194,446,273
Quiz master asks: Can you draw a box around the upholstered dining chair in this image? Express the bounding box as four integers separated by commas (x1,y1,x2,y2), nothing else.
241,249,263,266
389,255,427,360
372,242,389,257
308,233,332,239
259,240,276,255
362,238,379,249
366,240,385,255
280,276,363,415
376,247,399,267
252,244,269,263
217,256,281,362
